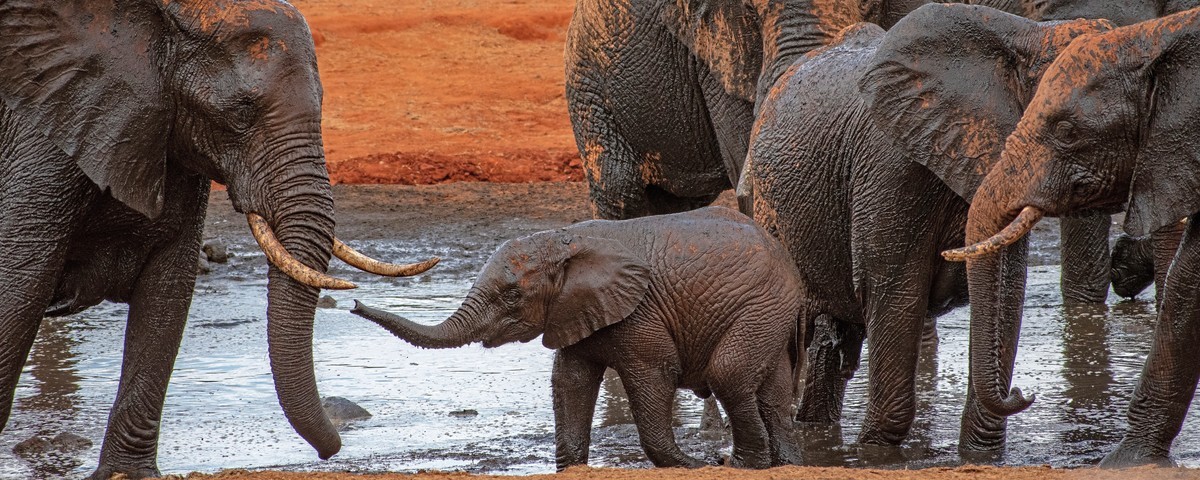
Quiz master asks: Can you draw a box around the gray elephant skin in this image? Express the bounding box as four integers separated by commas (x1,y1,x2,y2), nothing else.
0,2,434,478
947,7,1200,467
564,0,1027,221
741,4,1113,450
352,207,805,470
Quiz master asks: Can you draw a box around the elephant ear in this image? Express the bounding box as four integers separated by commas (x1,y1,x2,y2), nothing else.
662,0,763,101
861,4,1101,202
1123,10,1200,236
0,1,170,218
542,235,652,350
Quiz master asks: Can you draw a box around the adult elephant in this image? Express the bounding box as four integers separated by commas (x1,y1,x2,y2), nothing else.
0,1,435,478
740,3,1110,447
564,0,1022,221
1015,0,1200,304
945,8,1200,466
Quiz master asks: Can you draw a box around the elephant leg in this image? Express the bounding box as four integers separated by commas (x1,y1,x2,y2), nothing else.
857,286,929,446
715,389,771,469
1152,220,1187,309
620,368,703,468
796,315,863,424
566,78,648,220
1060,214,1111,304
91,217,204,480
1100,216,1200,468
552,350,606,471
0,125,94,434
758,354,801,466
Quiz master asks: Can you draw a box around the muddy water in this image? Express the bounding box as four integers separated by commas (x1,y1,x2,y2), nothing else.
0,186,1197,478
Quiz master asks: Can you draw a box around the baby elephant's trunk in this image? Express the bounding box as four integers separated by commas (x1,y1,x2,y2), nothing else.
351,299,482,349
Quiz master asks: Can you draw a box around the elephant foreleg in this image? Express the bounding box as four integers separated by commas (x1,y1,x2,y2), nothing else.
552,350,605,471
1060,215,1111,304
1100,215,1200,468
566,78,649,220
92,200,205,480
0,125,94,434
1152,220,1187,309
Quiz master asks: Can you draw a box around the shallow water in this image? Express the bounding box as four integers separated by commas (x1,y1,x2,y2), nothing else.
1,236,1198,478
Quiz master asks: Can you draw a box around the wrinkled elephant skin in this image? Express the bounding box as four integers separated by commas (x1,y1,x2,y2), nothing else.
353,207,805,470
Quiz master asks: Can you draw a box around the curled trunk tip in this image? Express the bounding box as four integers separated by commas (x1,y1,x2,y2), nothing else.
981,386,1036,417
944,207,1044,261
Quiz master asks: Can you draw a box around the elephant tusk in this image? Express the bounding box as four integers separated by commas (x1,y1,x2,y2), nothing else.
247,213,357,290
943,206,1044,262
333,239,440,277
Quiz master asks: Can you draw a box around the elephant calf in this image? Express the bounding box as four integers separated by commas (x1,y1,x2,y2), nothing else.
352,207,804,469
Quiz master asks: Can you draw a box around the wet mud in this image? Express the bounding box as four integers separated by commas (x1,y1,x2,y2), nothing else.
1,183,1197,478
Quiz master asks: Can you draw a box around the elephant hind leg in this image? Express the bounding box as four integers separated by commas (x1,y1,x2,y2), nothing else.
796,315,863,424
758,354,801,466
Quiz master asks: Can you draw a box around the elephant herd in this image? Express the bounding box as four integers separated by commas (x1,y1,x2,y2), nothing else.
0,0,1199,478
565,0,1200,471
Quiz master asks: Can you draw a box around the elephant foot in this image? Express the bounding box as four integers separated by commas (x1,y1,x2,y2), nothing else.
88,464,161,480
795,402,842,424
857,423,907,447
1099,441,1175,468
957,423,1007,453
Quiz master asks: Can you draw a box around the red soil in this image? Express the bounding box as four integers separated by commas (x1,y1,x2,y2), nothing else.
292,0,583,185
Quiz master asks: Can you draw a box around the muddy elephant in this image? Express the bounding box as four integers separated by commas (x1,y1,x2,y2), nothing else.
0,2,435,478
945,7,1200,466
565,0,1024,221
741,4,1111,448
1016,0,1200,303
352,207,804,470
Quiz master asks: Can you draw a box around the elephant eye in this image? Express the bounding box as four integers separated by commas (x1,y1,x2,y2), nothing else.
502,288,522,305
1053,120,1077,146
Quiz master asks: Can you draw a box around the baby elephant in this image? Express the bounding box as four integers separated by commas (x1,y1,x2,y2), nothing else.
352,206,804,469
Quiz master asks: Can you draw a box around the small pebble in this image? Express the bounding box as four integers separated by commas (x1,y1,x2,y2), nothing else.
203,240,231,264
317,295,338,309
449,409,479,417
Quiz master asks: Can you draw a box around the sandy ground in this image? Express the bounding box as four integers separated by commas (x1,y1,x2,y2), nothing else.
179,465,1200,480
292,0,582,184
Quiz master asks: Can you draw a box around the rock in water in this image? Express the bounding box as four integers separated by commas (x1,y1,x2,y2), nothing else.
12,437,50,458
322,396,371,430
317,295,338,309
203,240,231,264
449,409,479,417
198,252,212,274
50,433,91,452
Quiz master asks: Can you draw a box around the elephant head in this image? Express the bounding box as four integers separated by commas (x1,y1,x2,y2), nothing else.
860,3,1113,418
0,0,435,458
352,230,652,351
944,8,1200,413
1023,0,1200,25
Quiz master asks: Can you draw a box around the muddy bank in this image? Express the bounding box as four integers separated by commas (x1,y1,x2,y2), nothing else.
180,465,1200,480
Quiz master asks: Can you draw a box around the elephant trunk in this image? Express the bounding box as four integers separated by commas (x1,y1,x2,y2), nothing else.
242,131,342,460
351,296,486,349
956,154,1038,419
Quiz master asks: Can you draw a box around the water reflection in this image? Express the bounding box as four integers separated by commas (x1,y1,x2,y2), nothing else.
13,318,87,477
1059,302,1117,453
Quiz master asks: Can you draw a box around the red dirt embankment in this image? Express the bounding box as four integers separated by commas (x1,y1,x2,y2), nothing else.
292,0,583,185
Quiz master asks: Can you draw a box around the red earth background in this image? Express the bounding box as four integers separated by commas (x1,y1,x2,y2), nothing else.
292,0,583,185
